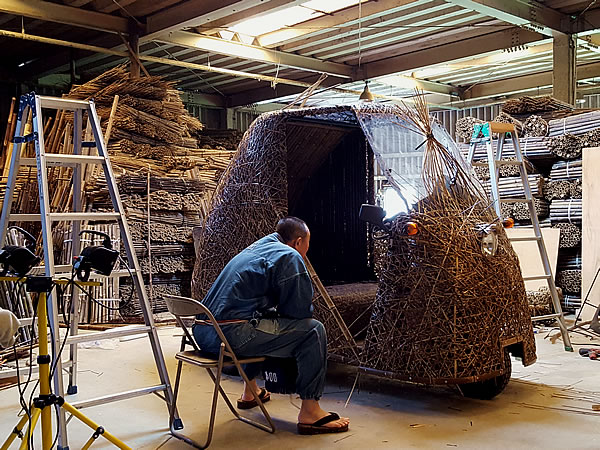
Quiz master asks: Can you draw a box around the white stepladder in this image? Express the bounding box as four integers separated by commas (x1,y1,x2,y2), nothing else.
467,121,573,352
0,93,182,448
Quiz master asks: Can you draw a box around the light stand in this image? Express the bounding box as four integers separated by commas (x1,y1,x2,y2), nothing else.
0,276,130,450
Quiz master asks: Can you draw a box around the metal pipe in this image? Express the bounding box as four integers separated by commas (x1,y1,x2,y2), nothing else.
0,28,460,109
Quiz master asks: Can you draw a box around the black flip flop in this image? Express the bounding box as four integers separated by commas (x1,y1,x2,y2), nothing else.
297,412,349,435
237,388,271,409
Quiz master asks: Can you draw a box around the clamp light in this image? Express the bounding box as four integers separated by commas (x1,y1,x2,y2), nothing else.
73,230,119,282
0,226,40,277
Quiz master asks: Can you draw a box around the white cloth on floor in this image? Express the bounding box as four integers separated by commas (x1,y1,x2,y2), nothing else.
0,308,20,348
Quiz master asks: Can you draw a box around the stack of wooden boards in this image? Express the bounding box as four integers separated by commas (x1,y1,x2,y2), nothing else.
0,65,241,323
456,96,596,313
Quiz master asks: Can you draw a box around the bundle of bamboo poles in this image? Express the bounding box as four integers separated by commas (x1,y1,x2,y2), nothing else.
549,159,582,180
0,64,242,321
549,199,582,223
502,96,573,115
455,116,483,142
494,112,523,135
481,174,544,198
546,133,582,159
544,179,581,200
473,156,536,180
548,110,600,137
522,115,548,137
552,222,582,248
556,269,581,295
512,198,549,221
459,136,553,160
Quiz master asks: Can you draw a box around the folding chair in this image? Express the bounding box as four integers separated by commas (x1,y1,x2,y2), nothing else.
164,294,275,449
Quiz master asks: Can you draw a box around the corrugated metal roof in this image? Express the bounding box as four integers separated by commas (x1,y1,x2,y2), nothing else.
1,0,600,107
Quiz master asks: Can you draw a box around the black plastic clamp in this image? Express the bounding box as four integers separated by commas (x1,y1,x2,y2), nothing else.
13,132,37,144
37,354,51,364
92,427,105,439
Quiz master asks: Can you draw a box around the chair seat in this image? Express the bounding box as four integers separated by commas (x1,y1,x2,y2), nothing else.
176,350,266,367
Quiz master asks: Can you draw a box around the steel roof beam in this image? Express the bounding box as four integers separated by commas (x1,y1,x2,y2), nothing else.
362,27,544,80
143,0,247,41
444,0,566,36
462,60,600,100
155,31,354,78
0,0,131,34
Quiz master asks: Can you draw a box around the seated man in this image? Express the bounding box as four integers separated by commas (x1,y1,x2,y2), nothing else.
193,216,349,435
0,307,19,348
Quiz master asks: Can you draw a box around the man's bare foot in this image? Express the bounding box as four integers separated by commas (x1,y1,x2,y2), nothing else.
240,379,269,402
298,400,349,429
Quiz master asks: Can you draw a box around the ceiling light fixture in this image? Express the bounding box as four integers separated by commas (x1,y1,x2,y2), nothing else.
359,81,374,101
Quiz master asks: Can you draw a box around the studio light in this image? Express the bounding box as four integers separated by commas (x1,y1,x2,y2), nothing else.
73,230,119,282
0,226,40,277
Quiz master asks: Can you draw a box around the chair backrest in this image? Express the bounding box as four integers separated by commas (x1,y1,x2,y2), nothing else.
164,294,208,317
162,294,236,356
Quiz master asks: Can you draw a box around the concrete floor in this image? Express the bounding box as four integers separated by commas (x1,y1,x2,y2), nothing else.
1,325,600,449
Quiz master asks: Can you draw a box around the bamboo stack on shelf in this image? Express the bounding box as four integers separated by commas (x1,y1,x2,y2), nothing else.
0,65,242,322
480,174,544,198
460,96,596,314
459,136,553,160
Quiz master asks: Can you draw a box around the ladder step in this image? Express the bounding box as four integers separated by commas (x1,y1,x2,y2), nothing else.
31,264,72,274
500,198,531,204
70,385,168,409
38,96,91,110
21,155,105,167
0,359,73,380
532,313,562,321
66,326,152,345
489,121,515,133
9,212,120,222
53,269,137,279
494,160,522,166
472,160,523,167
508,236,542,242
523,274,552,281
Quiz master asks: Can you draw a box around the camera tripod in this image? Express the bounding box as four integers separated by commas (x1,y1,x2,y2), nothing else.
0,276,130,450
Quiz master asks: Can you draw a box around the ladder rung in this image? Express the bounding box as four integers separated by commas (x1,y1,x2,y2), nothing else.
38,96,90,110
21,155,105,167
0,359,73,380
494,160,522,166
66,326,152,345
532,313,562,321
501,198,531,204
489,121,515,133
70,385,168,409
508,236,542,242
9,212,120,222
523,275,552,281
81,141,97,148
53,269,136,279
31,264,72,274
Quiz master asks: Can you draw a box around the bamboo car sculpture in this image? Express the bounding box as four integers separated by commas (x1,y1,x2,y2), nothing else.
192,97,536,399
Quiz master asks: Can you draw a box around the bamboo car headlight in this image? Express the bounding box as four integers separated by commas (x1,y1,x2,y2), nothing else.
475,223,498,257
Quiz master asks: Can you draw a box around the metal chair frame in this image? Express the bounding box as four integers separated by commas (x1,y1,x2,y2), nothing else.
164,294,275,449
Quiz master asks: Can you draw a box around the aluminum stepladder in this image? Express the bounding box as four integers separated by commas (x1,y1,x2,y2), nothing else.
466,121,573,352
0,93,181,448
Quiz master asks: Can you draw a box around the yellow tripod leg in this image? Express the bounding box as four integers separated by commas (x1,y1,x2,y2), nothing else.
1,409,36,450
62,402,131,450
18,408,42,450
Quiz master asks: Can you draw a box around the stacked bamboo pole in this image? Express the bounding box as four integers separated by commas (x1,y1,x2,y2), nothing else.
0,65,241,322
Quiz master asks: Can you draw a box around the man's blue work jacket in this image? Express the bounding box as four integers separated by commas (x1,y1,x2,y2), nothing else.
193,233,314,353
